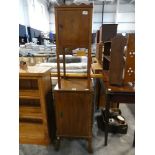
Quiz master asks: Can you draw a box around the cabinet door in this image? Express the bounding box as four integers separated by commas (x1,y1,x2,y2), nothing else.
54,91,93,137
57,9,91,47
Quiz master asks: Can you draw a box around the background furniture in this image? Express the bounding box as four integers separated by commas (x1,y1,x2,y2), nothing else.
95,34,135,108
99,24,118,43
95,30,100,43
19,66,53,145
102,71,135,145
53,4,94,153
96,41,103,65
103,34,135,86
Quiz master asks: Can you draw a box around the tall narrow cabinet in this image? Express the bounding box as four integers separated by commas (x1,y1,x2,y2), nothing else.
19,66,52,145
54,4,94,153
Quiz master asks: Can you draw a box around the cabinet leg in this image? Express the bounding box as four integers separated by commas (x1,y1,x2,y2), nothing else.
54,137,60,151
88,138,93,153
133,132,135,147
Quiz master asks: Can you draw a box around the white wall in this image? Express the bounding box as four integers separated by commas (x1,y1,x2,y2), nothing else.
19,0,29,26
19,1,135,34
19,0,50,32
93,3,135,33
49,7,55,33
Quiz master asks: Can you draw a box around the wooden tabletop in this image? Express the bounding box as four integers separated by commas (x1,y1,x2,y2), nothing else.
102,70,135,93
19,66,52,77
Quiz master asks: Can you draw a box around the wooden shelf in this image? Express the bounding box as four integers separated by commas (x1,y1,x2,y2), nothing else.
19,66,52,145
19,106,42,120
19,90,40,99
19,122,49,145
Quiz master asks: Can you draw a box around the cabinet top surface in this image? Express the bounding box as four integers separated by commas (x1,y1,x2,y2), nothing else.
55,3,93,9
19,66,51,76
54,78,93,91
102,71,135,93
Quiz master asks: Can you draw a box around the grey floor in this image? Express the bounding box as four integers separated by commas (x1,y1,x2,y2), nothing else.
19,104,135,155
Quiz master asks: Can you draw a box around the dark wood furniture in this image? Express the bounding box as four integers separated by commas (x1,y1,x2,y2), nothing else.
102,41,111,70
109,36,127,85
19,66,52,145
95,30,100,43
102,71,135,146
96,34,135,108
99,24,118,43
53,78,94,152
103,34,135,86
55,3,93,87
53,4,94,153
96,41,103,65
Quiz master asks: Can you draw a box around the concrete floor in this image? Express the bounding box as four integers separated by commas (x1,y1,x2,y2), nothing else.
19,104,135,155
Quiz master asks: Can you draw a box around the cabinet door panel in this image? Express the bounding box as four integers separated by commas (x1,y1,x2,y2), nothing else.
57,10,90,46
55,91,93,137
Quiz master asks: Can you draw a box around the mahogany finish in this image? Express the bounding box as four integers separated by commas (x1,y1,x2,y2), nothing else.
54,4,94,153
54,79,93,137
109,36,127,85
95,34,135,108
102,70,135,146
95,30,100,43
55,3,93,88
102,34,135,86
123,34,135,84
96,41,103,65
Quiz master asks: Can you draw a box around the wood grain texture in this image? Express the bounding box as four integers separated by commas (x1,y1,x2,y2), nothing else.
54,4,94,152
123,34,135,84
53,78,94,152
19,122,48,145
96,42,103,65
109,36,127,85
19,67,52,145
54,91,93,137
55,4,93,89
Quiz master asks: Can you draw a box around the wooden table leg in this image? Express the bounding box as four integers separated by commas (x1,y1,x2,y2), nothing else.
88,138,93,153
104,94,110,146
54,137,61,151
96,78,101,109
133,131,135,147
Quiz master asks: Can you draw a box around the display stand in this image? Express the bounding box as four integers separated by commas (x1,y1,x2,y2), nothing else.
53,3,94,153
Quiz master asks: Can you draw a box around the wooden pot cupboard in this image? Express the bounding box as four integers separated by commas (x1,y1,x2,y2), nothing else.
19,66,54,145
53,3,94,153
